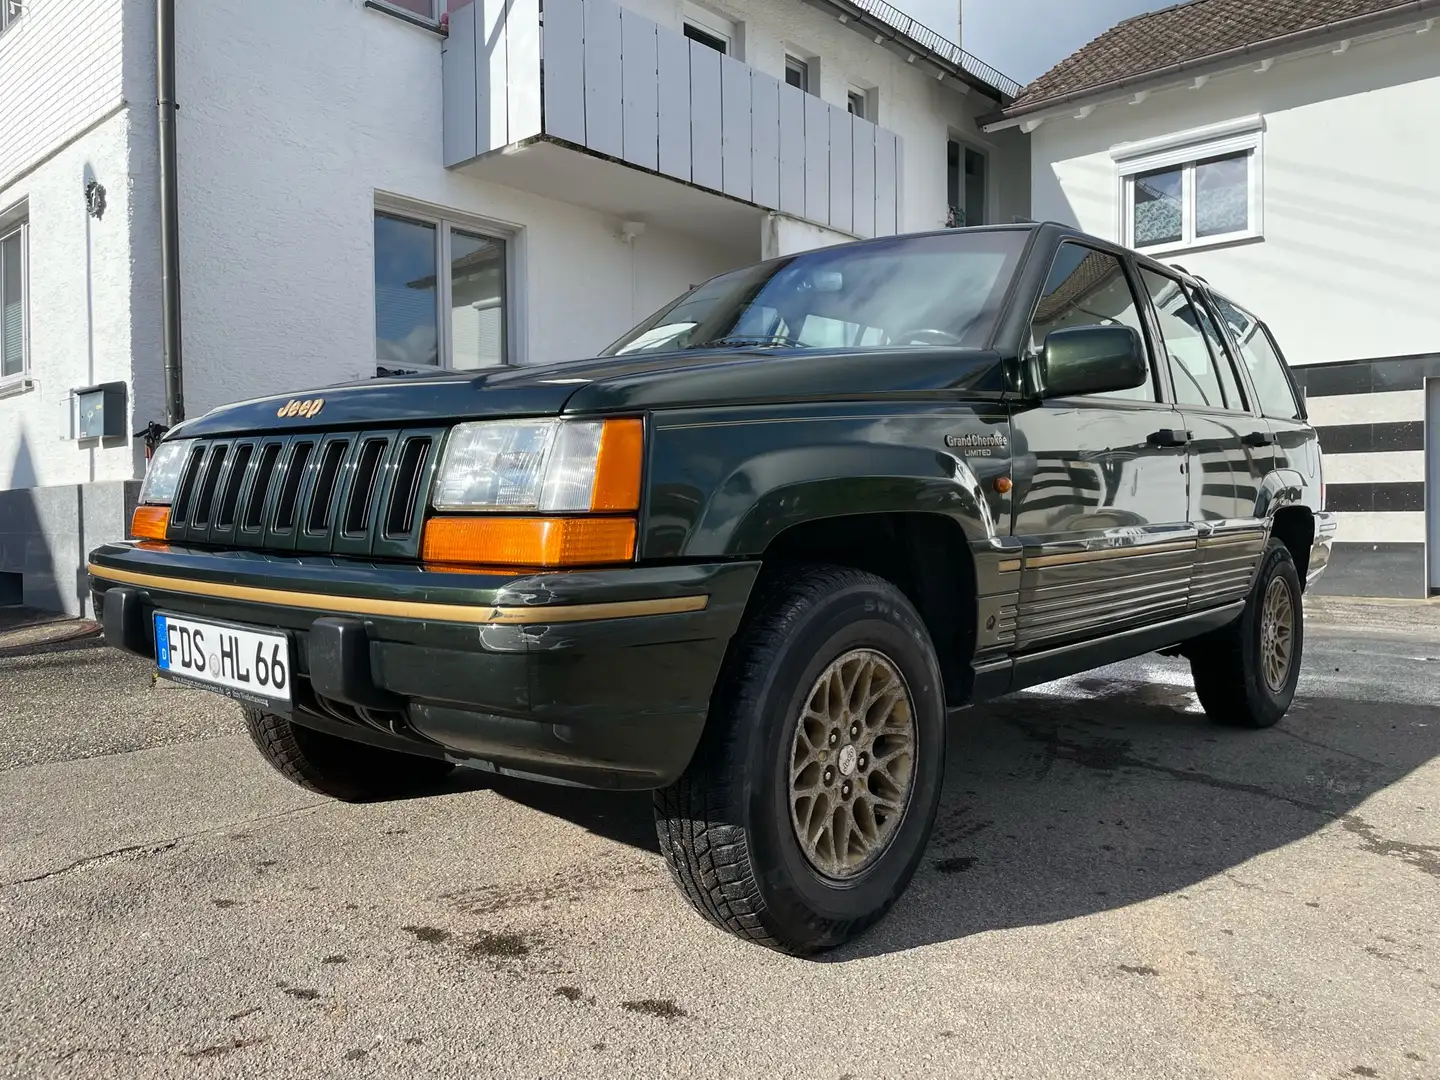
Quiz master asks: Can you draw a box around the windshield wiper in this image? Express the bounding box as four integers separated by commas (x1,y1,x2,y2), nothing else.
686,335,807,350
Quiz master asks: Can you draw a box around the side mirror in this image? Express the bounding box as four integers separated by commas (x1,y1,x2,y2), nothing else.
1039,325,1149,400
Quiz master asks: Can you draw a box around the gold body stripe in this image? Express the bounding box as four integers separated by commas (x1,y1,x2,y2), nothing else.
87,563,709,625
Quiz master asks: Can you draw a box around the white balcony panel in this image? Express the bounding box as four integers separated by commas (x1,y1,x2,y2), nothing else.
689,43,724,191
853,117,877,239
443,0,905,239
778,87,806,219
876,128,899,236
508,0,542,142
750,73,782,211
584,0,624,159
829,108,854,235
621,10,659,171
543,0,587,146
720,56,753,202
656,31,693,181
804,95,831,226
441,2,480,165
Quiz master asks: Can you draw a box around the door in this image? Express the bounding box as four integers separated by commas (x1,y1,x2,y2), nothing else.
1136,268,1272,610
1010,242,1195,650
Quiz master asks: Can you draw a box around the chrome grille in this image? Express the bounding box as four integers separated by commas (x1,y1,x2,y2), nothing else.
165,429,443,558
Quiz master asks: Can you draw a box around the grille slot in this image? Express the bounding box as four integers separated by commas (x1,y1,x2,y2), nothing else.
385,437,431,538
242,444,283,530
191,446,228,526
345,438,389,536
274,442,314,532
171,444,207,524
215,444,254,529
307,441,350,535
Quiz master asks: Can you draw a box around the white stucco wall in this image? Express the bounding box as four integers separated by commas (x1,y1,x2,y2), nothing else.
619,0,1029,232
172,0,760,417
0,0,159,492
1024,26,1440,366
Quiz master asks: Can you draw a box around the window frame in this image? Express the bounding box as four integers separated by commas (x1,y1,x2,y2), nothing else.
1114,117,1264,256
367,0,441,27
373,197,523,374
785,54,811,94
1207,288,1305,422
1137,264,1248,414
1026,240,1168,407
682,5,737,56
1,0,22,35
0,210,30,391
847,87,869,119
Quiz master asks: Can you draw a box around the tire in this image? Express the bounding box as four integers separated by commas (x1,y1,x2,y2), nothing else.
1189,538,1304,729
653,565,947,955
244,709,454,802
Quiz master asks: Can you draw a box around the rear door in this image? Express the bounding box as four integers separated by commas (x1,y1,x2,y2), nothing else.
1009,241,1195,651
1135,267,1273,610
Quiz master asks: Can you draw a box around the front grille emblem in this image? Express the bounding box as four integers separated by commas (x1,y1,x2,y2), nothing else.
278,398,325,419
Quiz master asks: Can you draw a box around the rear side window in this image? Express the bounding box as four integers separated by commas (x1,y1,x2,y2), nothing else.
1188,287,1247,412
1211,295,1301,420
1139,268,1232,410
1029,243,1155,402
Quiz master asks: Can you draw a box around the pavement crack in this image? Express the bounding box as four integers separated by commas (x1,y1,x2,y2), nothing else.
4,803,328,888
1272,727,1387,769
1341,816,1440,878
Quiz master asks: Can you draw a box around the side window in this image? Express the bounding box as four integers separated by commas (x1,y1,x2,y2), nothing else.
1188,287,1247,412
1211,296,1302,420
1139,268,1229,410
1030,243,1155,402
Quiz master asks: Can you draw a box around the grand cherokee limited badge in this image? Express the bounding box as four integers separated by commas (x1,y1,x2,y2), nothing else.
277,398,325,419
945,432,1008,456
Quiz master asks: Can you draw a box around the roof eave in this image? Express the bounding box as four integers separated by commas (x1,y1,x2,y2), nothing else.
984,0,1440,132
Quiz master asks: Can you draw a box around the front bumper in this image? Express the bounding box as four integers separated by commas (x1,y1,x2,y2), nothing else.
1307,511,1339,587
89,543,759,790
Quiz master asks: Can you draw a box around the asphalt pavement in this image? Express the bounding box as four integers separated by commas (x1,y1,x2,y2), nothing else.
1,601,1437,1079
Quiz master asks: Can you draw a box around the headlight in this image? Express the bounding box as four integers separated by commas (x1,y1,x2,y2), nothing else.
138,439,196,505
424,418,644,569
433,419,641,513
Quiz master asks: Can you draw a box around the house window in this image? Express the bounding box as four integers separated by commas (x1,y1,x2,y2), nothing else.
374,210,510,372
785,55,810,93
946,140,988,228
1,0,21,34
1116,118,1263,253
0,218,26,383
371,0,440,21
847,87,874,120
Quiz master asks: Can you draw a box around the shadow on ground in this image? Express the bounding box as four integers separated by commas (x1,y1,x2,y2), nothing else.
475,658,1440,961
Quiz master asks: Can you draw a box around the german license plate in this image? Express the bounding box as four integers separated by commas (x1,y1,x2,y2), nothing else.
154,613,292,705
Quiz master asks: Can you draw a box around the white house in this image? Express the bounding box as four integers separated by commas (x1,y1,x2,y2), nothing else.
0,0,1027,614
984,0,1440,598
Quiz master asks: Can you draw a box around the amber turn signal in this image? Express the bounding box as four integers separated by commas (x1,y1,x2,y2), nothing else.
131,504,171,541
590,418,644,512
422,516,637,568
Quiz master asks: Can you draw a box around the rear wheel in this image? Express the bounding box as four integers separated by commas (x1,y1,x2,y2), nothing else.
244,709,454,802
1190,539,1303,729
654,566,947,955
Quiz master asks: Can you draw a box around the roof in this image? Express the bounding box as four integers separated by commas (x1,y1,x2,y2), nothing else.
1002,0,1429,118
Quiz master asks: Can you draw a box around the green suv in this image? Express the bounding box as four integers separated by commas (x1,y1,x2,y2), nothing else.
91,223,1335,954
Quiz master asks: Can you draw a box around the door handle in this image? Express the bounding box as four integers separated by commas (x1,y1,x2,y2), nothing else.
1242,431,1278,447
1147,429,1191,448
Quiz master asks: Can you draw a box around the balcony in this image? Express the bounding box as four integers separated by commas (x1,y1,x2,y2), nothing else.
442,0,903,242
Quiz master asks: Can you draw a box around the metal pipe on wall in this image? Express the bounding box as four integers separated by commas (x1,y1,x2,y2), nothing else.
157,0,184,426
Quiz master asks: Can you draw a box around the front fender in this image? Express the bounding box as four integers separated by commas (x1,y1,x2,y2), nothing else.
640,407,1012,559
1255,468,1321,519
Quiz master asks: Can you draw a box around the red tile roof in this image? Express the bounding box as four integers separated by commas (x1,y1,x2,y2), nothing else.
1004,0,1425,117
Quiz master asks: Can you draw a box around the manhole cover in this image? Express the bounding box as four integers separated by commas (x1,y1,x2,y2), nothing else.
0,619,101,653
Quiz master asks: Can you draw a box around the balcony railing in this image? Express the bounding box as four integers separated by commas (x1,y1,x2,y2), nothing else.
443,0,904,239
836,0,1024,99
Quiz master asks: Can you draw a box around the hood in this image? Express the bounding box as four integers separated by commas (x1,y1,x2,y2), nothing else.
171,347,1007,437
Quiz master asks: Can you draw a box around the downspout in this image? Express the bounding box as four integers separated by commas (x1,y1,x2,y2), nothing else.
157,0,184,426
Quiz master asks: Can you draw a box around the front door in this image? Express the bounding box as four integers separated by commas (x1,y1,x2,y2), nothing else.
1136,268,1272,610
1010,242,1194,651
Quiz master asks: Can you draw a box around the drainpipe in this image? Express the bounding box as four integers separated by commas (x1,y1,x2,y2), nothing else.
157,0,184,426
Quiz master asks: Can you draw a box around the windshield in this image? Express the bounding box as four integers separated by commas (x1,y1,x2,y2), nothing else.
600,230,1029,356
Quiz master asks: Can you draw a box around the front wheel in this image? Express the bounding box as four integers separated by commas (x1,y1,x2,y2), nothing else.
1190,539,1304,729
653,566,947,955
244,709,454,802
